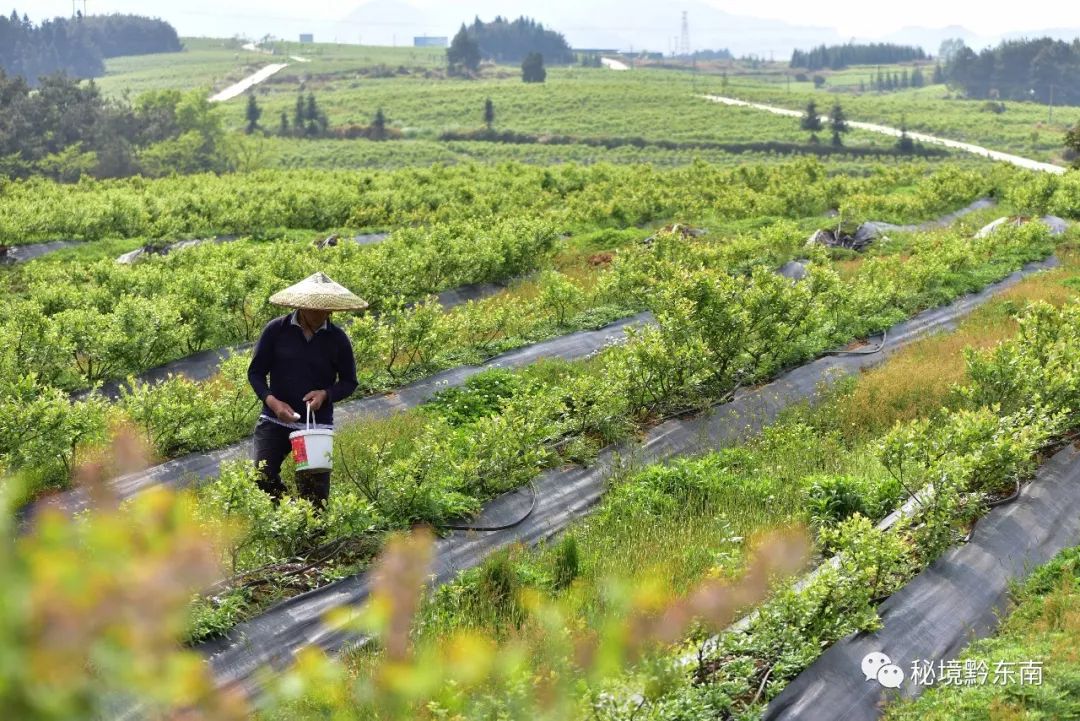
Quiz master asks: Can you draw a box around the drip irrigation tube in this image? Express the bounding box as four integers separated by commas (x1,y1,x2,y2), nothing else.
825,330,887,356
438,483,539,532
196,256,1059,697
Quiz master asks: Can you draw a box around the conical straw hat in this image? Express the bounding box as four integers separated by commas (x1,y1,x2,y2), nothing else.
269,272,369,311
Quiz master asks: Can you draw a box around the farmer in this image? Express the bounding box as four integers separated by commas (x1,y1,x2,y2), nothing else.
247,271,367,510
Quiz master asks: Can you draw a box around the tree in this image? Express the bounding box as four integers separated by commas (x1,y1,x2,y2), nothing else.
896,115,915,154
278,111,289,136
1066,123,1080,168
911,66,925,88
447,24,480,76
800,100,822,132
521,52,545,83
371,107,387,141
938,38,966,65
244,92,261,134
294,94,305,134
305,93,317,122
932,62,944,84
828,102,849,146
465,15,574,64
483,98,494,129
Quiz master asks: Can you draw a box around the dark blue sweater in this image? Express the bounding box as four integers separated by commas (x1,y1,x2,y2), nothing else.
247,311,358,427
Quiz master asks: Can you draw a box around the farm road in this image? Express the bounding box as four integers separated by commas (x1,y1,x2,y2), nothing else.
701,94,1066,174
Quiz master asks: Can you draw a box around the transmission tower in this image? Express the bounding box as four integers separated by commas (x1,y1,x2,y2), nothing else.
678,11,690,58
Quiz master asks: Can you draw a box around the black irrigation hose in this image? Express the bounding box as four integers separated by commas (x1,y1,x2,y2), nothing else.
963,477,1023,543
437,481,539,532
823,329,888,356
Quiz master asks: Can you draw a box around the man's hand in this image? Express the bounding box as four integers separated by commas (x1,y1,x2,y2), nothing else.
303,389,329,412
266,395,300,423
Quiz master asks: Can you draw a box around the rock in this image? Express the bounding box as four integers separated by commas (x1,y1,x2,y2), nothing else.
116,247,147,264
644,223,706,246
851,222,883,250
172,239,204,252
1042,216,1068,236
806,223,882,252
974,216,1015,239
315,234,340,249
777,260,809,280
116,238,201,264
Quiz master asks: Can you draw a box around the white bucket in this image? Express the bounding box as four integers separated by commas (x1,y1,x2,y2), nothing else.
289,402,333,472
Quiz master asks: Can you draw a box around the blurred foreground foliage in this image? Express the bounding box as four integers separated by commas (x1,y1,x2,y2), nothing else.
3,424,810,720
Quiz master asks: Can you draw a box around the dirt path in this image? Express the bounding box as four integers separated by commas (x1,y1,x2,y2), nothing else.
210,63,288,102
701,94,1067,174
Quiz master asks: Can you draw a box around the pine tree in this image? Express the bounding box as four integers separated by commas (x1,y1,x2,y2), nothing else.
484,98,495,129
447,24,480,76
828,102,849,146
294,94,305,134
305,93,317,122
521,52,545,83
278,111,289,136
911,66,925,88
901,69,910,88
800,100,823,132
244,92,262,134
932,63,945,84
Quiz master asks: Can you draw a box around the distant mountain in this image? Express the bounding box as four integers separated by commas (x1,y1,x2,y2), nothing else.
867,24,988,54
339,0,437,45
1000,26,1080,43
557,0,844,57
337,0,845,57
333,1,1079,58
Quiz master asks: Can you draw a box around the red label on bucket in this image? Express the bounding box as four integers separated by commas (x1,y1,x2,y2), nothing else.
291,435,309,468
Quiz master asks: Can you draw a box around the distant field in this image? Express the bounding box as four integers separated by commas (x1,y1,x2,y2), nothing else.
94,38,446,97
715,67,1079,164
221,67,936,158
97,40,1073,170
95,37,260,96
268,40,445,79
257,135,974,171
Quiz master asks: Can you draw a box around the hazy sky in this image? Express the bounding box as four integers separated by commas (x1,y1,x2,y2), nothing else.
30,0,1080,42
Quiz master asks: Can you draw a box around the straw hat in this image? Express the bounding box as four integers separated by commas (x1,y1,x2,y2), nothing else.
269,271,369,311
